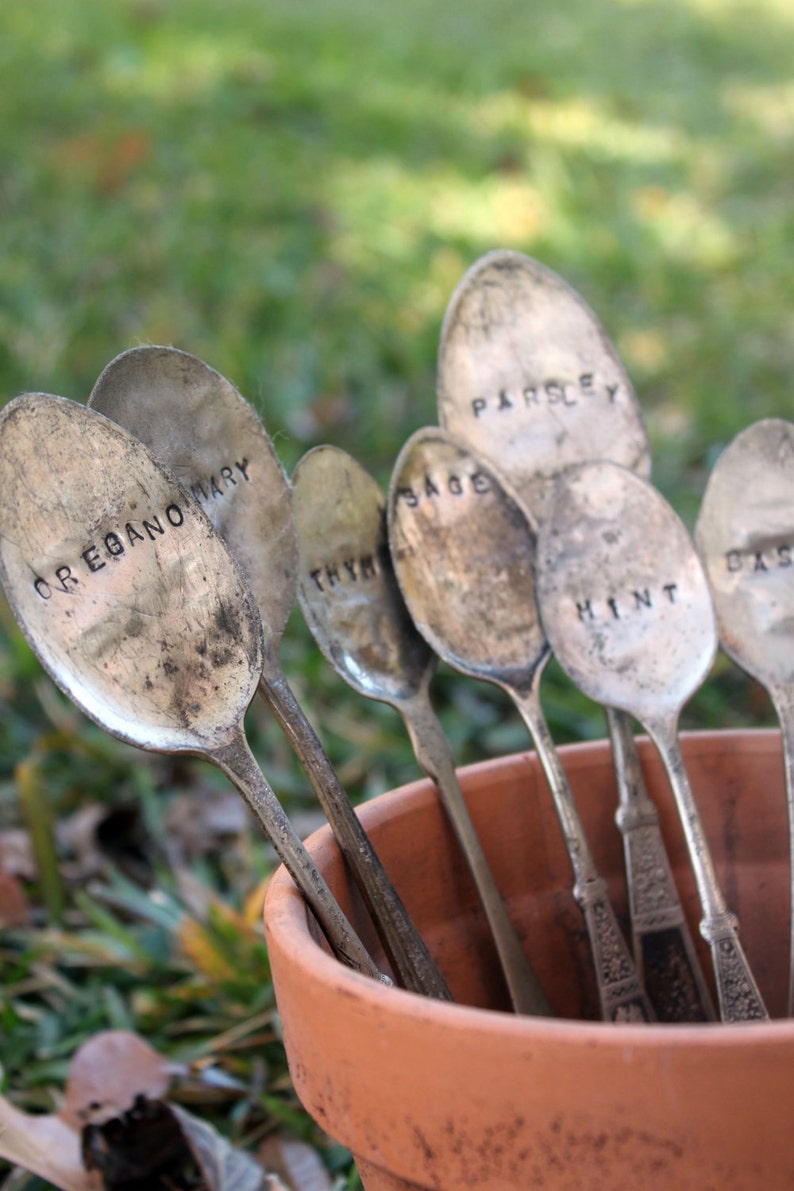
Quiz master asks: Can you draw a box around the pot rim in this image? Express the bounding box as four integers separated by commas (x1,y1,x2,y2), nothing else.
265,728,792,1048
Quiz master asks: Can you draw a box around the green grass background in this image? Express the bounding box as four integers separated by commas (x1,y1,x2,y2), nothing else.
0,0,792,1183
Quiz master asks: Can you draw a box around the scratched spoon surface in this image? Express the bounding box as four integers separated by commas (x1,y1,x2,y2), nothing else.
695,417,794,1012
535,460,768,1022
292,444,550,1015
388,427,654,1022
0,393,384,981
438,248,713,1021
89,346,447,999
437,249,649,522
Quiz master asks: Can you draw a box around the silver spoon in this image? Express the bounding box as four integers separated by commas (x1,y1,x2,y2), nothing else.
88,346,447,1000
437,248,714,1021
535,460,769,1021
437,249,649,522
388,426,654,1021
0,392,385,982
695,417,794,1012
292,444,551,1015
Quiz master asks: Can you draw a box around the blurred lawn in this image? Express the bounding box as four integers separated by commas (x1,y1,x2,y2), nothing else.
0,0,792,1180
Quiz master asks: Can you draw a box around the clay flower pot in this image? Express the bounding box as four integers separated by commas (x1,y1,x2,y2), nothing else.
264,730,794,1189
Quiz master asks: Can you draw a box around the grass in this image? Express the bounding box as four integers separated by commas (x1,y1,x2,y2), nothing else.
0,0,792,1184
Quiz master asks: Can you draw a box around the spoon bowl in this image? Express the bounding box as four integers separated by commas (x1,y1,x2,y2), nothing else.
437,249,649,520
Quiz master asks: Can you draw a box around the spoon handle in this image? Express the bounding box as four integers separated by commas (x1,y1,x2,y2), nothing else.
768,683,794,1015
512,686,654,1022
209,724,391,984
607,707,715,1022
260,661,452,1001
648,720,768,1022
402,691,553,1016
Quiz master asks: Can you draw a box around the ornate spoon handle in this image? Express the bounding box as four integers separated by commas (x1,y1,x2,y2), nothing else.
648,721,768,1022
608,707,715,1021
514,685,655,1022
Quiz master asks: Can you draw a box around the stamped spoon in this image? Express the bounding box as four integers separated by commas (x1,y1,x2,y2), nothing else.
695,417,794,1012
536,460,768,1021
0,393,385,982
89,346,447,1000
388,427,654,1021
437,248,713,1021
292,444,551,1015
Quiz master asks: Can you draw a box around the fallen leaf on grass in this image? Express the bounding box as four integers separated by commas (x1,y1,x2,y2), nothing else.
0,828,35,878
0,870,30,926
61,1030,176,1129
82,1094,279,1190
257,1135,333,1191
0,1096,101,1191
1,1031,289,1191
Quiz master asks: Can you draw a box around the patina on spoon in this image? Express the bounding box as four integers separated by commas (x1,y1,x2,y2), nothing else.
388,427,654,1022
437,248,713,1022
0,393,384,981
89,346,448,1000
696,417,794,1012
536,460,768,1021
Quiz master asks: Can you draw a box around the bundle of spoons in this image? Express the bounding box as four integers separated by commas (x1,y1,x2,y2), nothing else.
437,247,713,1022
291,444,551,1015
0,393,388,981
88,346,449,1001
388,425,654,1022
535,459,769,1022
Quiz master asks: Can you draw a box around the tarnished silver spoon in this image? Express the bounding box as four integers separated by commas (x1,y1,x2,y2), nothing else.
695,417,794,1012
292,444,551,1015
437,249,649,522
437,248,713,1021
388,427,654,1022
535,460,768,1021
0,393,385,982
88,346,447,1000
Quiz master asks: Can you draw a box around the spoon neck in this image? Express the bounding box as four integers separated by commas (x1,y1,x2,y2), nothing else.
260,667,454,1002
511,681,599,884
207,728,389,984
768,683,794,779
207,724,279,822
766,682,794,1015
643,719,728,923
399,690,450,783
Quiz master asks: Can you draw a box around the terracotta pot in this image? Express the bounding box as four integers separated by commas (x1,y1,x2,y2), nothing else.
264,730,794,1189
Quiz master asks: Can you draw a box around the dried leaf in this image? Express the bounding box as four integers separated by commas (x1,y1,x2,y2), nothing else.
58,801,155,885
0,1096,101,1191
0,827,35,878
62,1031,174,1129
172,1103,270,1190
0,870,31,926
56,804,106,879
79,1097,286,1191
166,790,249,863
81,1095,207,1189
257,1135,333,1191
173,864,216,920
2,1033,288,1191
